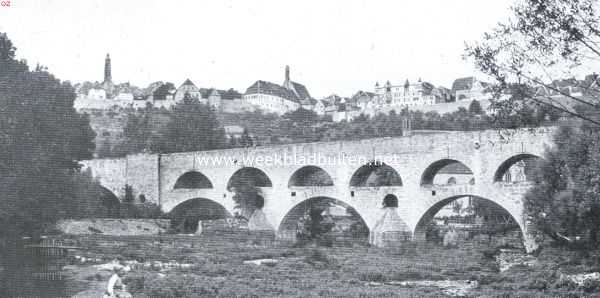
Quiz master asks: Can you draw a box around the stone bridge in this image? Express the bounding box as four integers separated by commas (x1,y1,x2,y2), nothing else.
81,127,556,251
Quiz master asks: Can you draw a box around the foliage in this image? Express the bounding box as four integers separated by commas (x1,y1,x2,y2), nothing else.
0,32,98,238
162,99,226,153
468,100,484,115
466,0,600,126
228,179,263,219
524,123,600,246
69,233,600,298
116,100,226,155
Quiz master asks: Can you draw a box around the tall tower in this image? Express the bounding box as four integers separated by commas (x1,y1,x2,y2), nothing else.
104,53,112,83
283,65,291,89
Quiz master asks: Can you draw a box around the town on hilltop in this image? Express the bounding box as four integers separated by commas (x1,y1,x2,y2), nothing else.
73,54,493,120
75,54,598,123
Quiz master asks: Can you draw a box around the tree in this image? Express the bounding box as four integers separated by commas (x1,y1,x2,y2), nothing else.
468,100,484,115
281,108,320,142
119,99,227,154
0,32,97,238
229,181,263,220
238,128,253,147
161,100,226,153
466,0,600,126
524,124,600,247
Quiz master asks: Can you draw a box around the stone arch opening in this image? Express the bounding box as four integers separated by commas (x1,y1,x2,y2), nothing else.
383,194,398,208
227,167,272,190
99,186,120,217
227,167,271,224
168,198,230,234
174,171,213,189
350,162,402,187
421,159,473,186
493,154,542,183
278,196,369,245
288,166,334,187
414,195,524,249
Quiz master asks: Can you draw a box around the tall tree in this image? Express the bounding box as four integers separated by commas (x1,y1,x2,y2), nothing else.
524,123,600,246
161,99,226,153
0,33,97,237
466,0,600,126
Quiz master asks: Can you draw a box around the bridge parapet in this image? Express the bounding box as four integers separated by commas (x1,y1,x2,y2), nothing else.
81,128,556,252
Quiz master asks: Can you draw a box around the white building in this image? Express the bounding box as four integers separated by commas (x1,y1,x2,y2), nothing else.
243,66,311,115
451,77,492,102
174,79,201,102
374,79,437,108
87,88,107,100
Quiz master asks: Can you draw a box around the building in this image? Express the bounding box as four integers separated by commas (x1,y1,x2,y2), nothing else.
451,77,491,101
101,53,115,97
174,79,201,102
374,79,437,108
224,125,246,139
74,54,142,110
243,66,311,114
348,90,376,110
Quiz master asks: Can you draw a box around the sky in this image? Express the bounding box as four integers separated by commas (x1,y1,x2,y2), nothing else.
0,0,515,98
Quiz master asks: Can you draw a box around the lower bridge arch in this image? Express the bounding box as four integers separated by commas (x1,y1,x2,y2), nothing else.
97,186,121,217
168,198,231,234
413,195,525,249
277,196,370,244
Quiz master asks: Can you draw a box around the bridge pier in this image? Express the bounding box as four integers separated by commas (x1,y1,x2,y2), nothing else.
81,128,555,253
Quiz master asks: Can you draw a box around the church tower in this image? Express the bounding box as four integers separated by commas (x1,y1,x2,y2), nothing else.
283,65,291,90
104,53,112,83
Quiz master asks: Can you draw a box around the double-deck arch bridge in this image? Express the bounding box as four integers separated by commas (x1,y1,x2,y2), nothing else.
81,127,555,251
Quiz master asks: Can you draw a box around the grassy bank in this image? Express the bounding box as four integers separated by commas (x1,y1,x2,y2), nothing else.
61,234,600,297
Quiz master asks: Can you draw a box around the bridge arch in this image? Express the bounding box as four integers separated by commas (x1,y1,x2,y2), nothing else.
277,196,370,242
168,197,231,233
173,171,213,189
227,167,273,190
99,186,120,216
349,161,403,187
413,194,524,247
288,166,334,187
493,153,542,183
421,159,473,186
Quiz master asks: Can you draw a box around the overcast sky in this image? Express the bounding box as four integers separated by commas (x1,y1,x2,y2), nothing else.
0,0,515,98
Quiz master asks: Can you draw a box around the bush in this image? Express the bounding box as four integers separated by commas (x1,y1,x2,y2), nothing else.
581,278,600,293
303,249,339,269
119,202,165,219
358,271,388,282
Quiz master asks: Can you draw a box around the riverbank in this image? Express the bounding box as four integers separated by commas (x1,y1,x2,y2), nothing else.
58,234,600,297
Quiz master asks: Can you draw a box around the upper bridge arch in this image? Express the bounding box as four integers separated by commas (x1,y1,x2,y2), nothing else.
173,171,214,189
493,153,543,183
420,159,474,186
227,167,273,190
288,166,334,187
349,161,403,187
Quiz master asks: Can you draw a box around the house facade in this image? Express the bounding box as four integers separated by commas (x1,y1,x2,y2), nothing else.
374,79,437,108
451,77,491,102
243,66,311,115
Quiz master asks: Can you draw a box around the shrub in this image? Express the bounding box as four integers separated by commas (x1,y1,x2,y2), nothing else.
581,278,600,293
358,271,387,282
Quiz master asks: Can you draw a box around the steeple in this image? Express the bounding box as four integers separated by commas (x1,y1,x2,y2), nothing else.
283,65,291,89
104,53,112,83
